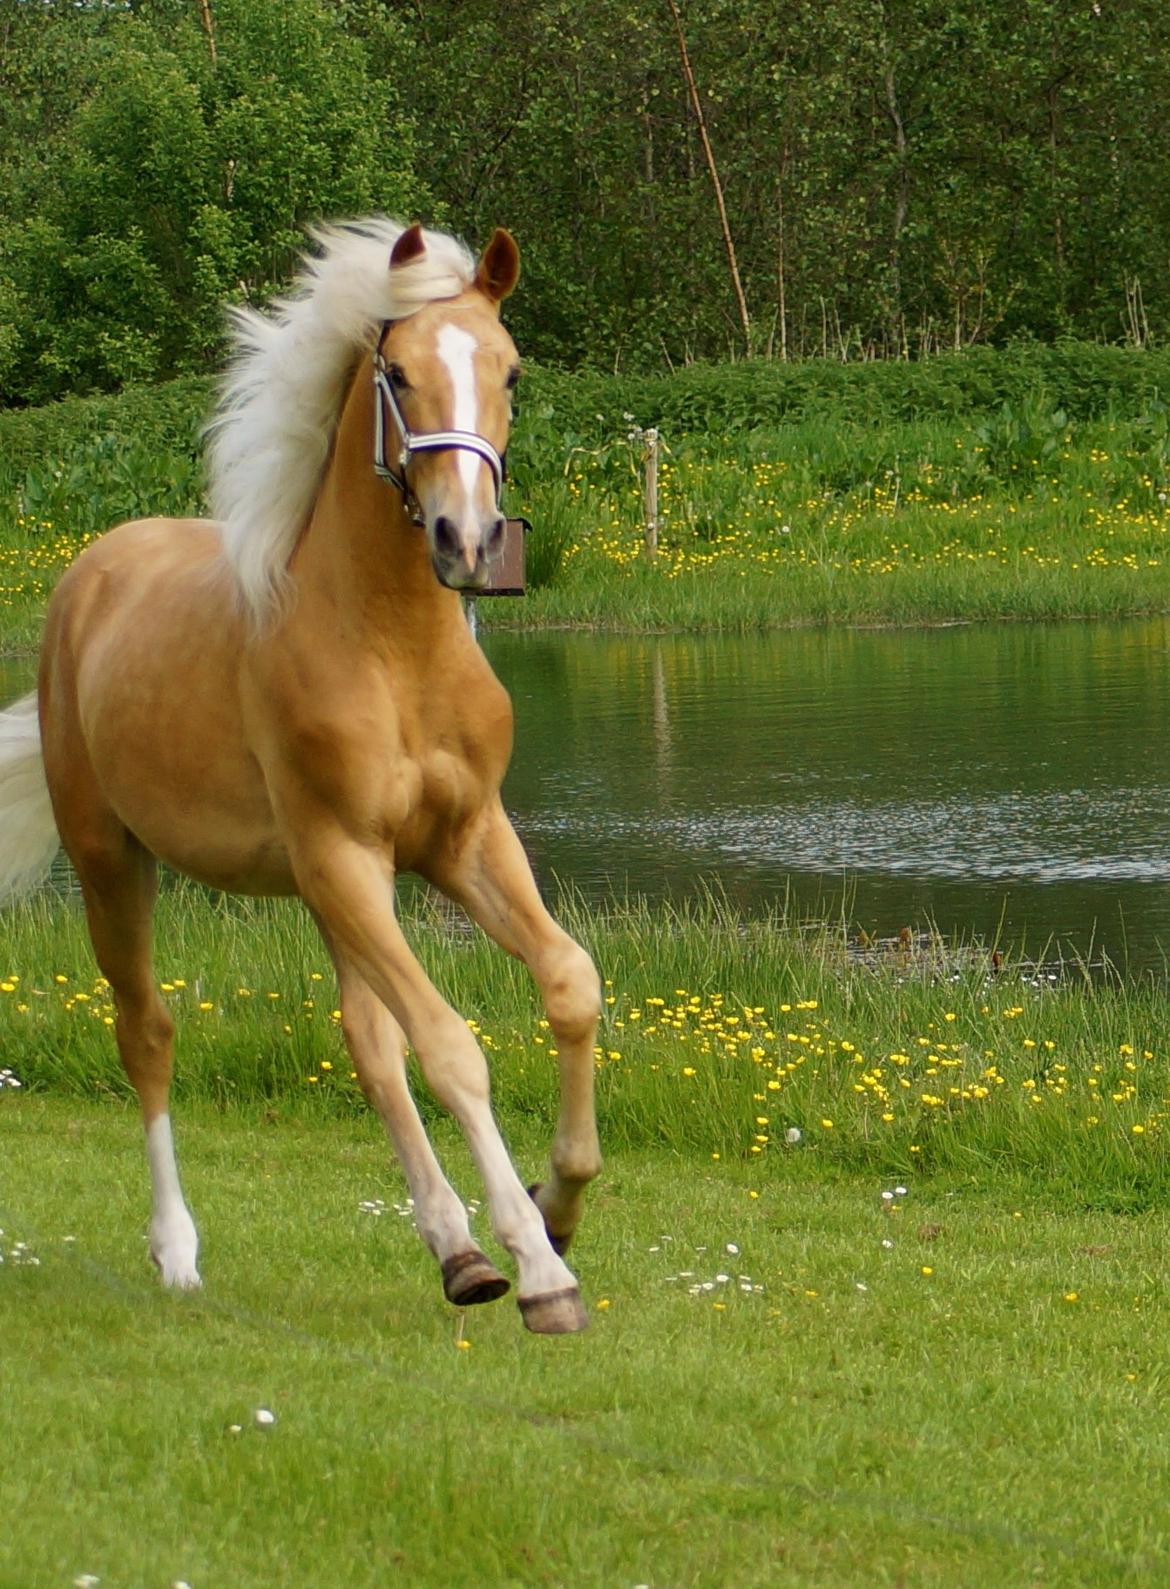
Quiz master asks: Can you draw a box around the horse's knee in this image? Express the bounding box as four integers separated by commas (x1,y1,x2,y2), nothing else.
551,1139,603,1188
413,1010,492,1114
117,991,172,1046
542,940,601,1042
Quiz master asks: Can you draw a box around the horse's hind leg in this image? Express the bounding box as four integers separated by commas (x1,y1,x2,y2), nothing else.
434,804,602,1256
73,829,200,1288
322,930,508,1307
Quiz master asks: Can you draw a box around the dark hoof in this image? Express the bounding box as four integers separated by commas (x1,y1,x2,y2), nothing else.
441,1250,510,1307
518,1286,590,1335
526,1182,572,1256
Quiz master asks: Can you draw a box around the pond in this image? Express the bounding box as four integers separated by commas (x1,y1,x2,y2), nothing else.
486,618,1170,973
6,616,1170,971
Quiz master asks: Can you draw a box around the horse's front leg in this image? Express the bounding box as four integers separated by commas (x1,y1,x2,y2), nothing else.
316,922,510,1308
434,801,602,1255
285,822,588,1333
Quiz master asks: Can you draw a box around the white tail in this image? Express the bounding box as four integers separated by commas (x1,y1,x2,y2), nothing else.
0,692,60,901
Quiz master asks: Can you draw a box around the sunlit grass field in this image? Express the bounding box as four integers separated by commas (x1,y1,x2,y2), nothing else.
3,405,1170,649
4,772,1170,1584
4,1057,1170,1583
5,350,1170,1582
4,886,1168,1202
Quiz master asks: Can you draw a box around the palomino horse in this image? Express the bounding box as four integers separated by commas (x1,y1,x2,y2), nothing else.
0,220,601,1334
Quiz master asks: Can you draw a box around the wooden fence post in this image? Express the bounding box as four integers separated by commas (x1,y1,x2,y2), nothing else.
643,427,659,558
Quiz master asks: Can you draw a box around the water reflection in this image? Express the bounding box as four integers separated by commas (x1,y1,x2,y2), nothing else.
486,620,1170,969
7,619,1170,969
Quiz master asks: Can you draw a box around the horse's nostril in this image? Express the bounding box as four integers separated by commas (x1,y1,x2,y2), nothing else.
485,516,506,558
433,515,460,559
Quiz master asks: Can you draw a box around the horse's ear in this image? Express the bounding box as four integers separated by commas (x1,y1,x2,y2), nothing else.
390,224,426,269
475,229,520,303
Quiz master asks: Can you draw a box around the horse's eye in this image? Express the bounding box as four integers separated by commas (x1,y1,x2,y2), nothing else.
388,364,409,391
505,367,521,392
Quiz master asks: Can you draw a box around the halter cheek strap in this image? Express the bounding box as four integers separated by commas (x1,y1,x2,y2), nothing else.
372,322,506,526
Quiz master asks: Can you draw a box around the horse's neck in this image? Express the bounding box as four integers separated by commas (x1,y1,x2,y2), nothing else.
291,357,462,645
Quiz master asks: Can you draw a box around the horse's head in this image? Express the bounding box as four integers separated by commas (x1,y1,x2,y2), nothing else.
376,225,521,592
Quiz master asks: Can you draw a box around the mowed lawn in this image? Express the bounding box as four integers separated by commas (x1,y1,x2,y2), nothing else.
3,1094,1169,1587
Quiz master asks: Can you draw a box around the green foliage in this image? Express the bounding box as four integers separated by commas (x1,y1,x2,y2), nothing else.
16,434,206,541
3,1,1170,392
0,0,422,403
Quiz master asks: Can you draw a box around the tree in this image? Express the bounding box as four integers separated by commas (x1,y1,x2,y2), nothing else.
0,0,424,402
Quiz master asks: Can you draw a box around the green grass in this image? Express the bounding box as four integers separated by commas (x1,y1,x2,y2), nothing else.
4,886,1169,1203
489,407,1170,632
4,1094,1170,1586
4,892,1168,1582
4,350,1170,647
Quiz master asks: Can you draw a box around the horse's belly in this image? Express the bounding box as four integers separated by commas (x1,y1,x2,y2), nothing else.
42,518,295,894
83,688,294,894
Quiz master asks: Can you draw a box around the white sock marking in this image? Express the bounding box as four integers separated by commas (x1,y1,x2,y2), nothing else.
145,1114,200,1288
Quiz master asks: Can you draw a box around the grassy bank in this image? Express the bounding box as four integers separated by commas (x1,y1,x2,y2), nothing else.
4,886,1168,1204
5,860,1169,1583
3,1094,1169,1586
2,345,1170,648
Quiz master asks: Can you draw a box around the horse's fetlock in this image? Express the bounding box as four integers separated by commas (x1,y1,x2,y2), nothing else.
552,1141,603,1188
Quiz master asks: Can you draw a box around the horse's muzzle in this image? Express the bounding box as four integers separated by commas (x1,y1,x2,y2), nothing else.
430,514,505,591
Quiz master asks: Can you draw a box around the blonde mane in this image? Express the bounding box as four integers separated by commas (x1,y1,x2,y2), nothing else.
205,218,477,624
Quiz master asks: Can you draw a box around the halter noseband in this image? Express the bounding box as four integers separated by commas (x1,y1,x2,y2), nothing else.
372,321,505,527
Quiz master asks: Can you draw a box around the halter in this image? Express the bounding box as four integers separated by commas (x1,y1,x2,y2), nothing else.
372,321,505,527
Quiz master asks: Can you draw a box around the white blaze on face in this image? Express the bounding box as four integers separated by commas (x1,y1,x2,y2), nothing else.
435,322,481,517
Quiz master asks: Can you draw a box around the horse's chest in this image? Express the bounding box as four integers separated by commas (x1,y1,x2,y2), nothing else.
396,675,511,829
388,744,491,867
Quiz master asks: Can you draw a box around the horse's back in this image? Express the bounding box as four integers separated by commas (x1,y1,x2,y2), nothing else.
40,517,292,891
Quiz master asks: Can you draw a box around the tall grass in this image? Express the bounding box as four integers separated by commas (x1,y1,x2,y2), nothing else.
3,347,1170,647
4,885,1167,1206
0,355,1163,645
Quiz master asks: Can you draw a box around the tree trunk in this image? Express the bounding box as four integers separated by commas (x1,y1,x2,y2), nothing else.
665,0,752,354
882,57,909,355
